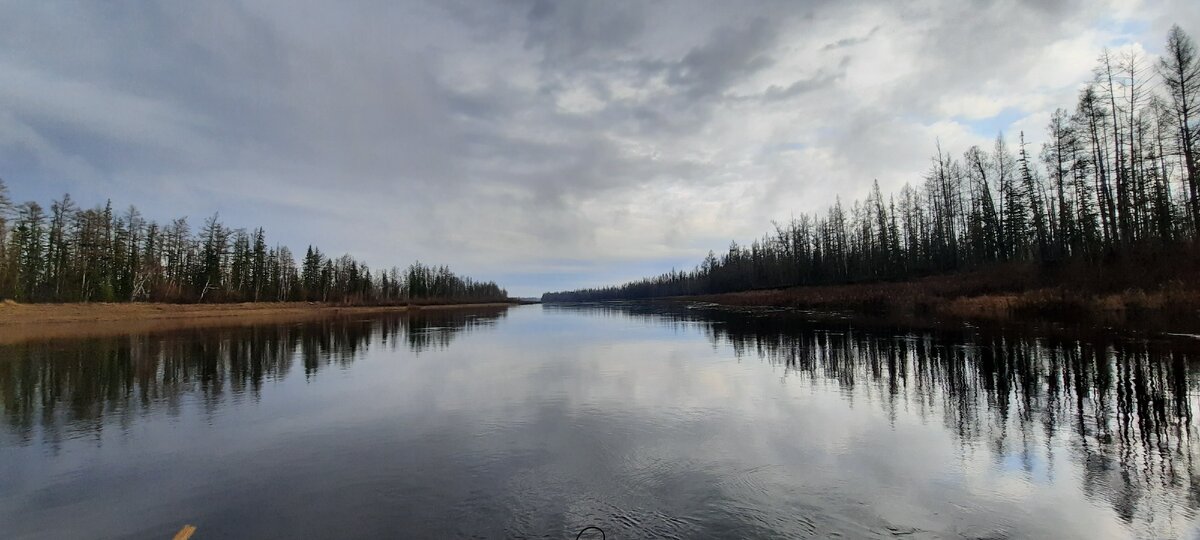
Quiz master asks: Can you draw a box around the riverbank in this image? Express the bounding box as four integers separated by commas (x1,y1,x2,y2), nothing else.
0,301,523,344
682,263,1200,329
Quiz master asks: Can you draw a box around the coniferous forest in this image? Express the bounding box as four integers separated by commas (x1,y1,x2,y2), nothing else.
544,26,1200,303
0,183,507,304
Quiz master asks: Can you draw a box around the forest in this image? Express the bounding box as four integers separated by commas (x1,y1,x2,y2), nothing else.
0,184,507,304
544,26,1200,303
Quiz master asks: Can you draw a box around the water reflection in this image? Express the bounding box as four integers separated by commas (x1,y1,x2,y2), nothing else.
549,302,1200,531
4,302,1200,537
0,307,507,447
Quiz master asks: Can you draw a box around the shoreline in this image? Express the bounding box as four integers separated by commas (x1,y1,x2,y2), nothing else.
0,301,526,344
668,269,1200,332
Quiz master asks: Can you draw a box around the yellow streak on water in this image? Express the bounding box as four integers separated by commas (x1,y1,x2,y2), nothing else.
172,525,196,540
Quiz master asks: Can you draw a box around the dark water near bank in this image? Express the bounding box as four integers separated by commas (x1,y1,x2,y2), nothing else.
3,304,1200,539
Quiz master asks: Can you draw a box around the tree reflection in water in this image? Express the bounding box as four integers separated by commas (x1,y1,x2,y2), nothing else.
0,307,508,447
4,302,1200,531
547,302,1200,527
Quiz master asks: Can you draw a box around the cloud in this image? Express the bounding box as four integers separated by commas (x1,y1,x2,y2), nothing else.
664,17,781,100
821,25,881,51
1,0,1197,295
757,59,848,102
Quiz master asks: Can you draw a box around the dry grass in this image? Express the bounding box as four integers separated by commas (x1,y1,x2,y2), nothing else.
687,259,1200,326
0,301,518,344
937,287,1200,322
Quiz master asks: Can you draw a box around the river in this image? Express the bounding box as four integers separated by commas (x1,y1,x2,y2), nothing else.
2,303,1198,538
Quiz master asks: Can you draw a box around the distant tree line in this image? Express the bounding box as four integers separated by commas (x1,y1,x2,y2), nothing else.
0,186,507,304
545,26,1200,302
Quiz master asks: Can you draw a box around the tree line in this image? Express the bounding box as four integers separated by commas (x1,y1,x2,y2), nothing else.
0,186,507,304
544,26,1200,302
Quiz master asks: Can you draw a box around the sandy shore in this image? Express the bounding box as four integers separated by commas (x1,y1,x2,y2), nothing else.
0,301,520,344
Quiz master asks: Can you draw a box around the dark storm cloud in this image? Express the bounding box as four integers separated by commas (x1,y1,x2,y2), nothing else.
664,18,781,99
522,0,648,65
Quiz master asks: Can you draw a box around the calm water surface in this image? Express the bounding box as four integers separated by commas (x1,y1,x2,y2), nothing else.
3,304,1200,538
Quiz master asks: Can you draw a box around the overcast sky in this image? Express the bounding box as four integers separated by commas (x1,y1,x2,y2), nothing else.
3,1,1197,296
